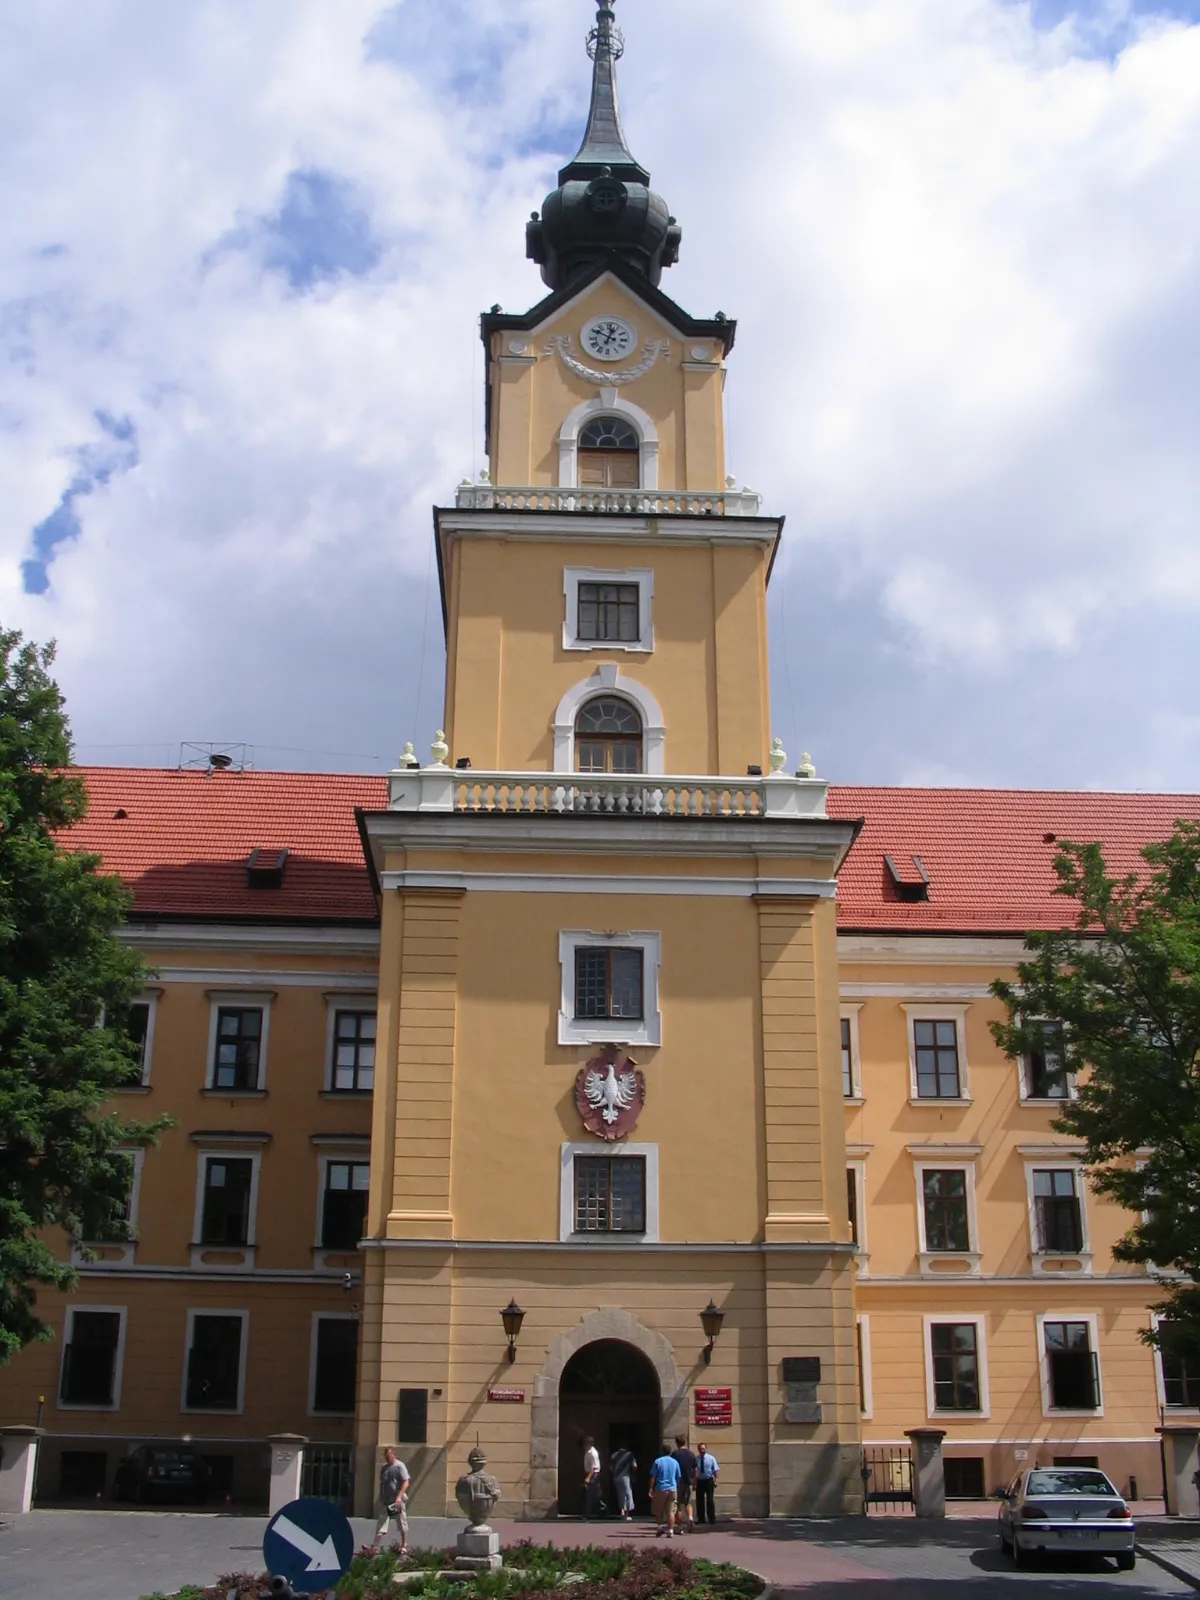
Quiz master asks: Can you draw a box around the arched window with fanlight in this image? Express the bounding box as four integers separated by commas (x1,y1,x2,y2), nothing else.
578,416,640,488
575,696,643,773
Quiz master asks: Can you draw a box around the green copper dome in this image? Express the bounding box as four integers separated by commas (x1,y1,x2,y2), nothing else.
526,1,681,291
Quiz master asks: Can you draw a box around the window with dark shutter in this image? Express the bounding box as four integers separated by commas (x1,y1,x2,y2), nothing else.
200,1158,253,1246
398,1388,428,1443
60,1311,121,1406
1159,1321,1200,1407
313,1318,358,1414
1045,1320,1099,1409
321,1161,369,1250
185,1314,243,1410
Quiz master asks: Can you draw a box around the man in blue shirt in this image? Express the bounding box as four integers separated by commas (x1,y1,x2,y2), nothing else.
650,1443,681,1536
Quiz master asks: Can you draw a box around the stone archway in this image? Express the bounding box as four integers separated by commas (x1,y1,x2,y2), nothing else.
527,1307,687,1515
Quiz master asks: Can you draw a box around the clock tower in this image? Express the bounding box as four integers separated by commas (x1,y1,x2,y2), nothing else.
356,0,862,1519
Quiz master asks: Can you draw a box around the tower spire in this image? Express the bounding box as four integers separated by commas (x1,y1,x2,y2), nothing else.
561,0,648,186
526,0,681,291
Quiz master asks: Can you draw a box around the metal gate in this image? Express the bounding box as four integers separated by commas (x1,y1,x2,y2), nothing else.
301,1444,354,1511
860,1447,913,1513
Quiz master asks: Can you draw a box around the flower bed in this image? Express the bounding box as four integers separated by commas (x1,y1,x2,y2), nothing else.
141,1540,764,1600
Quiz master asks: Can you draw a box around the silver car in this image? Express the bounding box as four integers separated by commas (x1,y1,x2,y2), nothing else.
998,1466,1135,1569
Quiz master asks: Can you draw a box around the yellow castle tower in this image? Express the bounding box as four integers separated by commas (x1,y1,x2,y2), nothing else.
355,0,862,1516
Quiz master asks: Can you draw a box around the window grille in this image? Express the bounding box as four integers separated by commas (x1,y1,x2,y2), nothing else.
578,581,640,643
575,947,644,1021
574,1156,646,1233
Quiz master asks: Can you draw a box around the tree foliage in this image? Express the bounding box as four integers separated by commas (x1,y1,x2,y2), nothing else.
0,628,168,1362
991,820,1200,1350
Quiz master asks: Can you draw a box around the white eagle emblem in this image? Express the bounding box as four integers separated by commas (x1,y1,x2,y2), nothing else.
583,1060,639,1125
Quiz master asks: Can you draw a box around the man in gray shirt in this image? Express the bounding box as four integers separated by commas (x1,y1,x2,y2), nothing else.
376,1447,410,1552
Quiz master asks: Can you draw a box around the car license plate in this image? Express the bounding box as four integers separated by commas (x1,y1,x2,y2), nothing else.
1060,1529,1099,1540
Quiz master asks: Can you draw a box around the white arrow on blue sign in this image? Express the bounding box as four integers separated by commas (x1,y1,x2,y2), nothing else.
263,1496,355,1592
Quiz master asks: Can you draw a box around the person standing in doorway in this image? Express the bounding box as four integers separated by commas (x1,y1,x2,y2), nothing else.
582,1435,602,1517
672,1435,697,1533
375,1447,410,1553
695,1442,719,1526
650,1441,681,1536
610,1441,637,1520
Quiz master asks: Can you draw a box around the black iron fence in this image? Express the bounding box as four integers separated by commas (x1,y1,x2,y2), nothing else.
301,1444,354,1511
861,1446,913,1513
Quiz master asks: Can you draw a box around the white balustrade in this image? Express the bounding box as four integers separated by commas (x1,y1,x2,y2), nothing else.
387,766,827,819
453,484,762,517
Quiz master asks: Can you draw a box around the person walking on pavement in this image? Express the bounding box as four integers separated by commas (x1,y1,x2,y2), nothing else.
695,1442,719,1526
672,1435,697,1533
650,1441,682,1536
582,1435,603,1518
375,1446,410,1553
610,1442,637,1520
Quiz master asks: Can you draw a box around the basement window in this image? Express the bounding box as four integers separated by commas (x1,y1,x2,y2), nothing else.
245,847,289,889
885,854,930,902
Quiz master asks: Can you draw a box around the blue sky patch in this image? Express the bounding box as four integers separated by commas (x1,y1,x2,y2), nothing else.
259,169,382,291
1025,0,1200,45
366,3,527,108
23,410,139,594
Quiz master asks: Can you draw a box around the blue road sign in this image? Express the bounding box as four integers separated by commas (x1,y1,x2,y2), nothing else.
263,1496,355,1594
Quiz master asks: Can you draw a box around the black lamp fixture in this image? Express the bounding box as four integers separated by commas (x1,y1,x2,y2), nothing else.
500,1298,525,1364
700,1299,725,1365
455,757,472,770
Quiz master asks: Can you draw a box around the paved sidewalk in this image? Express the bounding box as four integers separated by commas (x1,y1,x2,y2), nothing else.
1137,1523,1200,1591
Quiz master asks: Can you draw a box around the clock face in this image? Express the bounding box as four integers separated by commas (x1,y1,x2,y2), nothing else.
581,316,637,363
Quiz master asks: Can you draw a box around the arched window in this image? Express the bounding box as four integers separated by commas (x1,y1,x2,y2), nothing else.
575,696,643,773
578,416,640,489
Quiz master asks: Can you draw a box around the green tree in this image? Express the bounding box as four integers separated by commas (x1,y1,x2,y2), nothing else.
991,820,1200,1352
0,628,168,1362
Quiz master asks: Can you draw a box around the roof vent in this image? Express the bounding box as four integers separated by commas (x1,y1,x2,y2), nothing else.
885,853,931,903
245,847,289,890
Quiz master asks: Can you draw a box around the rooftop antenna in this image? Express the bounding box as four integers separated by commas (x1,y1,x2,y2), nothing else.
178,741,252,776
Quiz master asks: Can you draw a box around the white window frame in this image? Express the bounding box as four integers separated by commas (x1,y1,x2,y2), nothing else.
923,1312,990,1419
181,1307,249,1416
856,1314,873,1419
551,664,666,775
557,391,659,490
1018,1018,1076,1105
841,1004,863,1102
912,1158,981,1277
204,991,274,1092
72,1148,145,1268
559,1142,659,1243
903,1004,971,1103
1152,1312,1200,1415
1036,1310,1103,1417
323,995,378,1094
558,929,662,1047
315,1149,372,1250
1023,1159,1091,1274
58,1304,127,1411
847,1160,868,1277
192,1147,263,1250
563,566,654,653
123,993,158,1088
308,1310,359,1418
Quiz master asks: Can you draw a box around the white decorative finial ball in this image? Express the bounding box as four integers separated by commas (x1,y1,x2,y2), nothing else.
431,730,450,766
768,737,787,774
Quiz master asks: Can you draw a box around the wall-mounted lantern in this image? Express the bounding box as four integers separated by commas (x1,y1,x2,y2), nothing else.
700,1300,725,1365
500,1299,526,1365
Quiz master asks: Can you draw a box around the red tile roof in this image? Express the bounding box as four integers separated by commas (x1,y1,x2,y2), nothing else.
65,769,1200,932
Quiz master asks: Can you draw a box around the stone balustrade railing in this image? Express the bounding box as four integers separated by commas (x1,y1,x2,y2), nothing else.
453,483,763,517
386,766,828,820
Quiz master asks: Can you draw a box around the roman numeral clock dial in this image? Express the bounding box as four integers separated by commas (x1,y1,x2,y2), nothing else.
581,316,637,362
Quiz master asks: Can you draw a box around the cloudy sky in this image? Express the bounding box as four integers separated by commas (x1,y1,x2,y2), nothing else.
3,0,1199,789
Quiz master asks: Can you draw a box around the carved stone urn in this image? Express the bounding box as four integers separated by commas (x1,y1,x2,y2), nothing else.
454,1446,503,1571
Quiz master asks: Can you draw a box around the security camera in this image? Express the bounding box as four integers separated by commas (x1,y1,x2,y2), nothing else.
342,1272,353,1292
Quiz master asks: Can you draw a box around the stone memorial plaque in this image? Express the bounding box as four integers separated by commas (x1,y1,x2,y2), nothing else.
784,1400,823,1424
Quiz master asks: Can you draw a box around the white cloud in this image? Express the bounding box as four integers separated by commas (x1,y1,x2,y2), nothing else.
0,0,1198,784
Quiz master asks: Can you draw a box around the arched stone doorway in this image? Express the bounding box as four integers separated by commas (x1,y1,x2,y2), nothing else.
557,1340,660,1515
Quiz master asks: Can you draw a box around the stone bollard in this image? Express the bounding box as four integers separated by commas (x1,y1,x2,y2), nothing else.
905,1429,947,1519
1159,1426,1200,1518
0,1427,43,1514
267,1434,307,1516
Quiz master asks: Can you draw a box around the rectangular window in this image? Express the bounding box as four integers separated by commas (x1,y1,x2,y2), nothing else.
200,1158,253,1246
1159,1322,1200,1408
121,1001,152,1086
923,1169,970,1252
1034,1170,1083,1253
577,581,641,643
185,1313,244,1411
321,1160,370,1250
931,1322,981,1410
944,1457,986,1498
574,947,644,1022
59,1310,122,1407
574,1155,646,1234
1025,1021,1068,1099
398,1387,428,1444
1045,1320,1099,1410
211,1007,262,1091
841,1017,854,1097
312,1317,358,1415
913,1019,961,1098
331,1010,375,1093
847,1167,859,1247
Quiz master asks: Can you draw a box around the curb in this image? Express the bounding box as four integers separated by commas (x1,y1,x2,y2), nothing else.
1138,1544,1200,1592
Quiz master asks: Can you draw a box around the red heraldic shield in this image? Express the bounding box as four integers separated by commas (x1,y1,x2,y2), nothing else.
575,1046,645,1141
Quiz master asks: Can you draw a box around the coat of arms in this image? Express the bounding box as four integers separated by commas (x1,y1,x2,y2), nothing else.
575,1046,645,1141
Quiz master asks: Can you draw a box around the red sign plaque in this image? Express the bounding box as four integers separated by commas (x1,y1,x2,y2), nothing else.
487,1387,526,1403
694,1387,733,1426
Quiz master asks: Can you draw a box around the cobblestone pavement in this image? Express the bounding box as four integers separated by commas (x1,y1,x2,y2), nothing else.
0,1508,1192,1599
